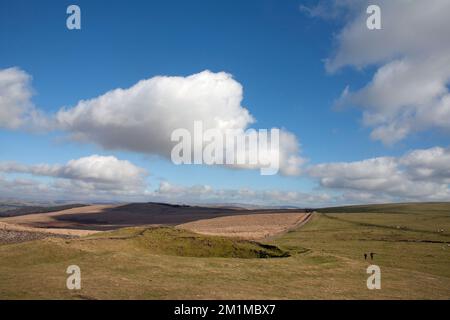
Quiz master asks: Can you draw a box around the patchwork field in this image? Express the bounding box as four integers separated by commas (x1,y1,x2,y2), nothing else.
0,202,307,232
0,202,449,299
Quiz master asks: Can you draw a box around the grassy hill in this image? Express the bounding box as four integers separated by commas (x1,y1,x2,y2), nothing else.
82,226,289,258
317,202,450,214
0,202,449,299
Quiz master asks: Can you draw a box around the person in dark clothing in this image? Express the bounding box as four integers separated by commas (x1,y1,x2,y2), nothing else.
370,252,375,260
364,253,367,260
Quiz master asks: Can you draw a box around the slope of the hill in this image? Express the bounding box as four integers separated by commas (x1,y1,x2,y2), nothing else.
0,203,449,299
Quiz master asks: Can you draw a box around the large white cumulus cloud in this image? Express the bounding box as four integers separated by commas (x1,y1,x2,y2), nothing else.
0,68,304,176
56,71,254,155
55,70,303,175
304,0,450,144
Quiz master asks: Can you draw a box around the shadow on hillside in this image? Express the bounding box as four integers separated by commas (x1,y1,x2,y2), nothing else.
53,202,308,231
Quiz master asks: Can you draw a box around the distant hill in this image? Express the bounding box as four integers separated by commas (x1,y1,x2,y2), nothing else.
0,204,88,217
318,202,450,214
0,201,310,231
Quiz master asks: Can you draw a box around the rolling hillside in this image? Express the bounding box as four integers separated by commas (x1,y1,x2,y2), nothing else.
0,202,449,299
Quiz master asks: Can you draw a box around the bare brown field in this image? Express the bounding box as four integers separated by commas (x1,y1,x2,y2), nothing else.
0,202,308,233
0,204,118,230
178,212,310,240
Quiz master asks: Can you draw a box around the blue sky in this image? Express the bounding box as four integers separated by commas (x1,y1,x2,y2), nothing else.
1,0,449,206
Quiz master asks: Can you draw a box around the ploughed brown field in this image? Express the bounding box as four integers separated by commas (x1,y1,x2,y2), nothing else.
178,212,311,240
0,202,310,241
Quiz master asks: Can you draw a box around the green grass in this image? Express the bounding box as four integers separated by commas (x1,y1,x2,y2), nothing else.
0,203,449,299
82,226,290,258
317,202,450,214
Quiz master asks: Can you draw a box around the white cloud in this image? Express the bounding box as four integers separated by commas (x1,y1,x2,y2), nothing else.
0,68,305,176
307,0,450,144
0,67,49,130
2,147,448,206
0,172,336,207
55,70,304,175
60,155,147,186
308,146,450,201
0,155,148,194
56,70,253,154
151,181,332,207
400,147,450,184
324,0,450,72
0,67,33,129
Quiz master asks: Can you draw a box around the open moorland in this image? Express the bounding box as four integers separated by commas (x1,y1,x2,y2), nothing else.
0,202,449,299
